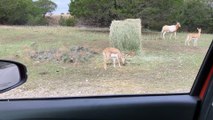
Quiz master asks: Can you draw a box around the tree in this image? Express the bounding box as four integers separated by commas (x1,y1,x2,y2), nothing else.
0,0,36,25
69,0,183,28
0,0,52,25
34,0,57,17
179,0,212,32
69,0,213,32
69,0,116,26
136,0,184,30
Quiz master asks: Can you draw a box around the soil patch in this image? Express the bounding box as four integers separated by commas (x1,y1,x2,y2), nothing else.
29,46,98,63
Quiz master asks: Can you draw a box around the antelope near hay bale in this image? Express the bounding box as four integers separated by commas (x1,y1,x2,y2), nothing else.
103,47,125,70
161,22,181,39
185,28,202,46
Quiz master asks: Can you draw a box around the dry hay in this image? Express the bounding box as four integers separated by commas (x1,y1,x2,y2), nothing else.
109,18,142,53
45,14,72,26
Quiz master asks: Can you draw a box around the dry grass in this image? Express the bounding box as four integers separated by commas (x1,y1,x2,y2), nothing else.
45,14,72,25
109,19,142,52
0,26,212,99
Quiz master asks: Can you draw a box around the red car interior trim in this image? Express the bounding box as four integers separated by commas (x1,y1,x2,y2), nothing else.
199,66,213,100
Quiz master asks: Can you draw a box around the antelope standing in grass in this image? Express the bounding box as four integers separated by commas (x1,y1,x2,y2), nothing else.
185,28,202,46
103,47,125,70
161,22,181,39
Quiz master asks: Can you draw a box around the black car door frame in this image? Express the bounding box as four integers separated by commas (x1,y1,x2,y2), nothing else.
190,40,213,120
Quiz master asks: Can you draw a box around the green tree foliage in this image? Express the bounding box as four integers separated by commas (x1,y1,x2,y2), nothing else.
136,0,183,30
69,0,115,26
59,16,77,26
0,0,57,25
179,0,212,32
69,0,183,28
0,0,36,24
34,0,57,17
69,0,213,32
69,0,144,26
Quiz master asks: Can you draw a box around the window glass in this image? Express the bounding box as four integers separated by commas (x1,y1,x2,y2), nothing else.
0,0,212,98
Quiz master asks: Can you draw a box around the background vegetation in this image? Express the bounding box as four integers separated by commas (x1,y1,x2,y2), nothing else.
69,0,213,32
0,0,212,32
59,16,77,26
0,0,57,25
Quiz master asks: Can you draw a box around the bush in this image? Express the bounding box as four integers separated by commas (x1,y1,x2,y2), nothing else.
109,19,142,53
59,16,66,26
65,17,77,26
27,15,48,25
59,16,76,26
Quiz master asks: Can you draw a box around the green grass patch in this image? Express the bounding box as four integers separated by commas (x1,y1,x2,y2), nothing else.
0,26,212,98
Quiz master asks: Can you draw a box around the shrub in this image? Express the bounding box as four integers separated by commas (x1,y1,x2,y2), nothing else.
65,17,77,26
27,15,48,25
59,16,76,26
59,16,66,26
109,18,142,54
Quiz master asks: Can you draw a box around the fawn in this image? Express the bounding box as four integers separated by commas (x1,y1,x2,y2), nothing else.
185,28,202,46
102,47,125,70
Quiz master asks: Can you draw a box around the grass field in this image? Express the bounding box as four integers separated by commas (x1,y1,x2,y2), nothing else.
0,26,212,98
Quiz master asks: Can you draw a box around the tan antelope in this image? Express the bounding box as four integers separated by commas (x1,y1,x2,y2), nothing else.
161,22,181,39
103,47,125,70
185,28,202,46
